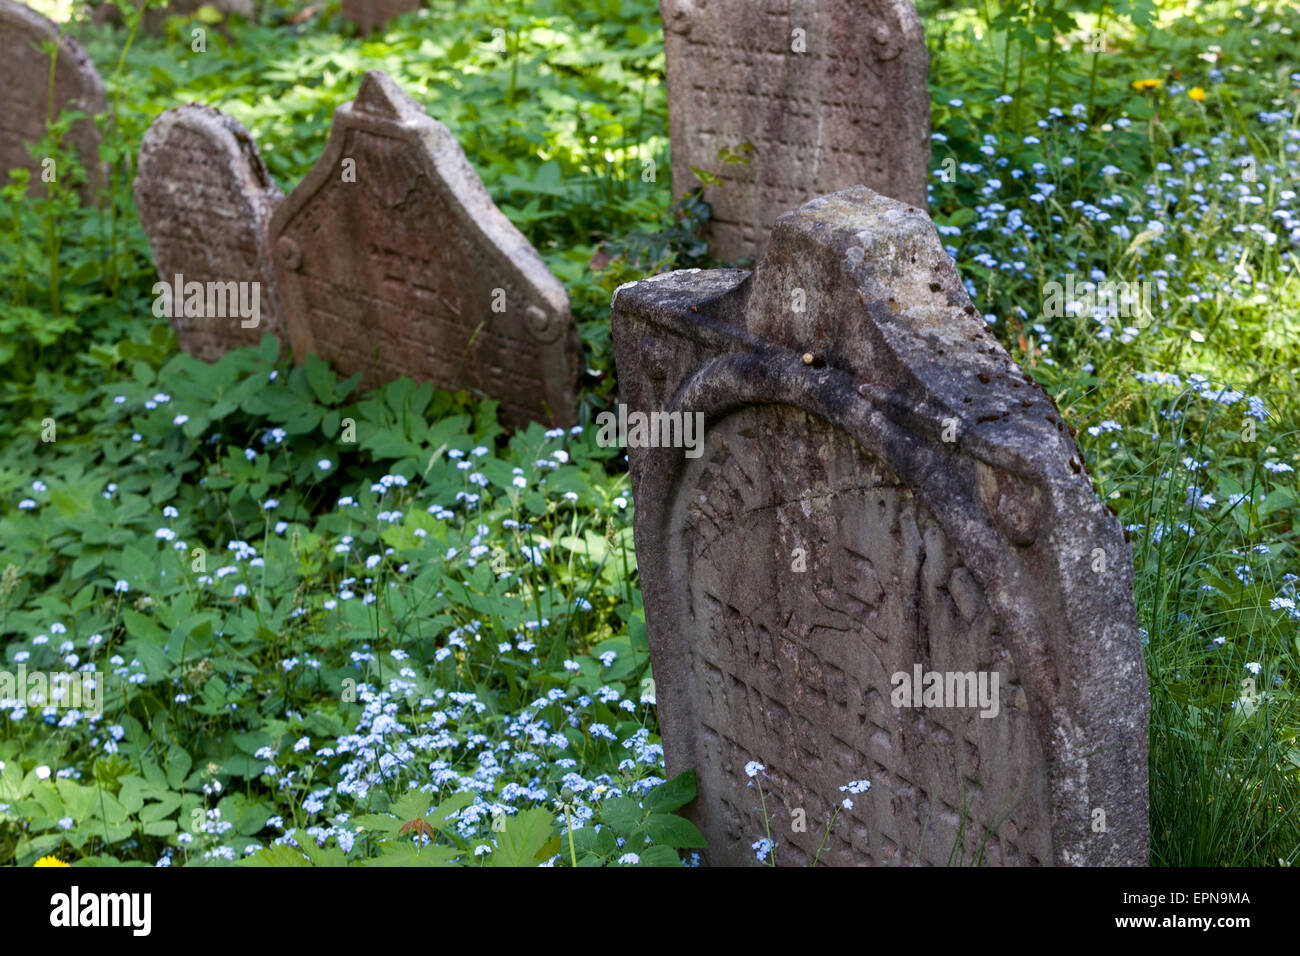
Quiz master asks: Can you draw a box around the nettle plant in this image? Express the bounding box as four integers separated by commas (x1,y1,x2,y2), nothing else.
0,332,711,865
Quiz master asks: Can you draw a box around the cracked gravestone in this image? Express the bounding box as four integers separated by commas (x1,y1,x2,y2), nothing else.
611,185,1149,866
340,0,419,35
269,70,580,429
0,0,107,202
660,0,929,262
134,104,287,360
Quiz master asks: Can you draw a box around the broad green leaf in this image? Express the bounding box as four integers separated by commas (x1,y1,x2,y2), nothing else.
643,812,707,849
240,845,314,867
363,843,461,867
598,796,642,832
486,808,555,867
304,354,336,405
296,835,349,867
637,845,684,867
164,746,192,790
140,794,182,822
642,770,696,813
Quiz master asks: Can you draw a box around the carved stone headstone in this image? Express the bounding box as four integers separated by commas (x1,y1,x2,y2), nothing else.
270,71,579,429
0,0,107,202
611,186,1149,866
93,0,255,35
660,0,930,261
134,105,287,360
340,0,419,35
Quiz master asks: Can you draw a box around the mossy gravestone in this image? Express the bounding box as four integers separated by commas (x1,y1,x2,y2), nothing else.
134,105,287,359
270,71,580,429
0,0,106,202
660,0,930,262
611,186,1149,866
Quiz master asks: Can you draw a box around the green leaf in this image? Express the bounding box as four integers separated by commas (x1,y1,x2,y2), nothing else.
303,353,336,405
426,791,476,833
598,796,642,832
257,333,280,363
351,813,402,836
118,776,145,815
363,843,461,867
573,825,617,858
139,794,182,822
129,640,174,681
235,801,272,836
1258,487,1294,518
643,812,707,849
122,608,169,645
164,745,192,790
141,759,167,791
96,792,132,827
55,779,95,820
637,844,684,867
239,845,314,867
389,790,433,823
486,808,555,867
296,835,349,867
642,770,696,813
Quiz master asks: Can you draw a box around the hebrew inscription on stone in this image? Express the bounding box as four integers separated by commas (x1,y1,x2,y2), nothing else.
134,104,287,359
0,0,107,203
270,71,580,429
612,186,1149,866
660,0,930,261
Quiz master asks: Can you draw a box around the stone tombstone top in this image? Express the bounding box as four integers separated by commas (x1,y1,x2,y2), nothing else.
134,105,287,360
93,0,255,35
340,0,420,35
611,186,1149,866
269,71,580,429
660,0,930,262
0,0,107,202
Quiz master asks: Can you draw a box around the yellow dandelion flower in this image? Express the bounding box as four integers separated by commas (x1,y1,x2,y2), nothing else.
1188,87,1206,101
1132,78,1163,92
34,856,70,867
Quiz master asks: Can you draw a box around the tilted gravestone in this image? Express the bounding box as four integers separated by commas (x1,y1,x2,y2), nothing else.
611,186,1149,866
134,105,287,360
270,71,580,429
340,0,419,35
0,0,107,202
660,0,930,262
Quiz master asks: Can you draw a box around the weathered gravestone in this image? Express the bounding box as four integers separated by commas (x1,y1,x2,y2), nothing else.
340,0,419,35
134,105,287,360
0,0,107,202
660,0,930,262
270,71,580,429
611,186,1149,866
93,0,255,35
